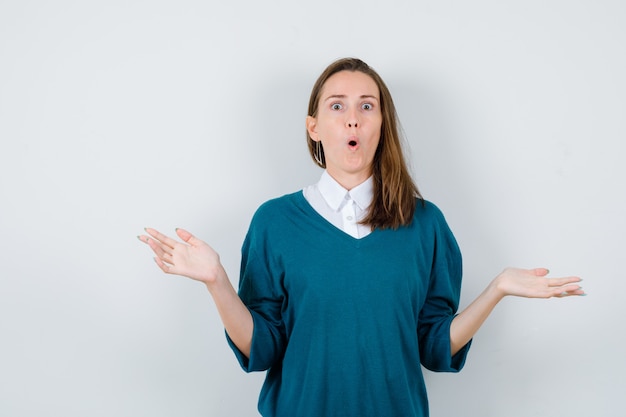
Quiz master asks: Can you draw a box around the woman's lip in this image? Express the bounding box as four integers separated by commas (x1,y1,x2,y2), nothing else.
347,137,359,148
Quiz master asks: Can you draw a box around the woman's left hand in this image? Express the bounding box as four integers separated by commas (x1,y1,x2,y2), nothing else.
493,267,585,299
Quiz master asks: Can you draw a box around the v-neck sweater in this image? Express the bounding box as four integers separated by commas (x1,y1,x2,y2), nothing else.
227,191,471,417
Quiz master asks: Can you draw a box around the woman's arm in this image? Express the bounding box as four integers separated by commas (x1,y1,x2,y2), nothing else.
139,228,253,358
449,267,584,356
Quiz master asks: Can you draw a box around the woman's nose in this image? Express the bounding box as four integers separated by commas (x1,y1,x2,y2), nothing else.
346,112,359,128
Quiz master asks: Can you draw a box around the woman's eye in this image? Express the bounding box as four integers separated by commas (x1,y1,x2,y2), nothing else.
362,103,373,110
331,103,343,110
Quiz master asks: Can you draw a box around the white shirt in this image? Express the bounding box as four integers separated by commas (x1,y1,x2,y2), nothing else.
302,171,373,239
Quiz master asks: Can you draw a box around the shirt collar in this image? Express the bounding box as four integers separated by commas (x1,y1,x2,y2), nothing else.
317,170,374,212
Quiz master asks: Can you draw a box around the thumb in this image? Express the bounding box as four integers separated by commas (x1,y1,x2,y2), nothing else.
175,228,197,244
531,267,550,277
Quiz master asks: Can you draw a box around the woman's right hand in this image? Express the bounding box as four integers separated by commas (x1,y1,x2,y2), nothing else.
138,228,225,285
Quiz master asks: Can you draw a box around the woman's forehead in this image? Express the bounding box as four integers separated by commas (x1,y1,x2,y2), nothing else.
320,70,380,98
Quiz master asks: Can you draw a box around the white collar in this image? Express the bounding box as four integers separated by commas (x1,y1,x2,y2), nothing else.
317,171,374,212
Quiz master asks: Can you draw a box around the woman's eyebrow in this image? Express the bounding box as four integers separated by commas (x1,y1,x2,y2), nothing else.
323,94,379,102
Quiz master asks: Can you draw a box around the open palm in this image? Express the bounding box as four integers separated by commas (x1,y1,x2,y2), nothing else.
139,227,223,284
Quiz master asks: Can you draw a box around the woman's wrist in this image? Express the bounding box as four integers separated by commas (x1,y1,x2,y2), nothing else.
204,264,230,292
486,274,508,303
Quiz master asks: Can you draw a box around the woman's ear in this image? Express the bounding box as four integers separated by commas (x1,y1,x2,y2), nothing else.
306,116,319,141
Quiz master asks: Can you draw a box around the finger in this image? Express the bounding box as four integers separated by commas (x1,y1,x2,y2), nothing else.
159,250,175,264
144,227,178,250
153,256,174,274
561,282,584,292
546,276,583,287
556,289,586,297
137,234,165,250
553,284,585,297
142,234,175,260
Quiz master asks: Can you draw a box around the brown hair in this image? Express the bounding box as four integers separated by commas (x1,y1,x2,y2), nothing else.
306,57,422,229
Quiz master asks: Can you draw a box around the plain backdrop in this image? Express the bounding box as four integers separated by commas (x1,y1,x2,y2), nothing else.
1,1,624,416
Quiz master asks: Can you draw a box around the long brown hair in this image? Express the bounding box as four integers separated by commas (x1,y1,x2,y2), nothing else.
306,57,422,229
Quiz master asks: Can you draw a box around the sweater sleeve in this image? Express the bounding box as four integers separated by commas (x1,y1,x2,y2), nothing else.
417,205,471,372
226,210,287,373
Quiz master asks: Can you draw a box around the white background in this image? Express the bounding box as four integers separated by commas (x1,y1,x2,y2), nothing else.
1,1,624,416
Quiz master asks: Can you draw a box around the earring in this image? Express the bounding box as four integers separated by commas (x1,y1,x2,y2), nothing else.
314,141,324,166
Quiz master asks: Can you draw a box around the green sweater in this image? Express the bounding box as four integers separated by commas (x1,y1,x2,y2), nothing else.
227,191,471,417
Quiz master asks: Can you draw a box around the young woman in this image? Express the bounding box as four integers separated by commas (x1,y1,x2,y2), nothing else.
139,58,584,417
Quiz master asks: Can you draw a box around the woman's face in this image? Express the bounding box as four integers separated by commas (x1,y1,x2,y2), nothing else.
306,70,382,190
